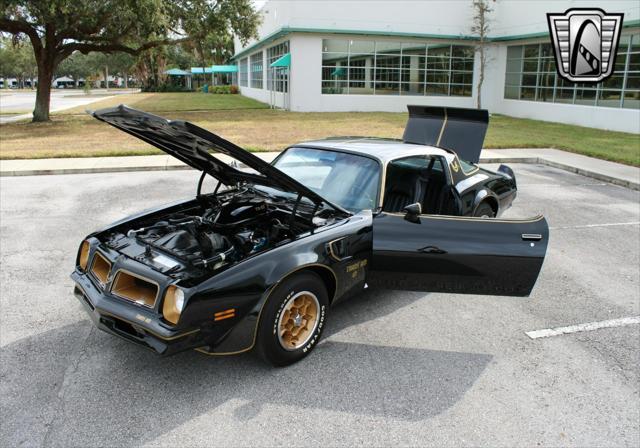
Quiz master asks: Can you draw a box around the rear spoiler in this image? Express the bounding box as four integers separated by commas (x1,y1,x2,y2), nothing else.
402,105,489,163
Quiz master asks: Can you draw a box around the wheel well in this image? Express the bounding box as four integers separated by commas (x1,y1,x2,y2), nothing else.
296,265,338,304
481,197,499,215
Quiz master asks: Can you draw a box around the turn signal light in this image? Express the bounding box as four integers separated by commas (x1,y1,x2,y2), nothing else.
78,240,90,271
163,285,186,325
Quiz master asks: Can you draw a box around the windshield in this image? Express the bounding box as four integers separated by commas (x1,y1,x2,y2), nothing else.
270,147,381,212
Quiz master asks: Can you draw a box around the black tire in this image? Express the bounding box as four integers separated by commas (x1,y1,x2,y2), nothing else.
256,272,329,366
474,202,496,218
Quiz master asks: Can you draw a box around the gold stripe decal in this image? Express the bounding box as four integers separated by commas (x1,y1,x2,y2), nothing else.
436,107,448,147
214,308,236,321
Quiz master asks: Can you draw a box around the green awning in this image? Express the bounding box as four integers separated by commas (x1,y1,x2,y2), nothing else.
191,65,238,74
165,68,192,76
191,67,213,74
270,53,291,67
211,65,238,73
331,67,345,77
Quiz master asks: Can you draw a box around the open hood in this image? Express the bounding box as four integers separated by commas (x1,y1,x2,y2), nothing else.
402,105,489,163
92,105,347,213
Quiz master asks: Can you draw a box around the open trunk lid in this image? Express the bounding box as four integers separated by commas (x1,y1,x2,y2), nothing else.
402,105,489,163
91,105,347,213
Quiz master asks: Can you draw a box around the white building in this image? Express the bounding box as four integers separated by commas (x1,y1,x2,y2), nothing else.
233,0,640,133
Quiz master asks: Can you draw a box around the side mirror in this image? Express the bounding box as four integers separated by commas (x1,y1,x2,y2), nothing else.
403,202,422,222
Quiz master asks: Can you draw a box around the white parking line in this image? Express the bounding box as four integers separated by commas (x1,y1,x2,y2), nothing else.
526,316,640,339
550,221,640,230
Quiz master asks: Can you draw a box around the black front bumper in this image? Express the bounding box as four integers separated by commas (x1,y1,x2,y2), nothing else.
71,270,204,356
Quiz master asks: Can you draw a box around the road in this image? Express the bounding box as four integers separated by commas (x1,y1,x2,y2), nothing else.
0,89,138,123
1,164,638,447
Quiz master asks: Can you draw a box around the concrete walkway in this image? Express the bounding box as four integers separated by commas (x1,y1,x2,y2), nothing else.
1,148,638,190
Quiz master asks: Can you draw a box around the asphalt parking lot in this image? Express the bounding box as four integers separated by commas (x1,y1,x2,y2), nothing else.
1,163,638,447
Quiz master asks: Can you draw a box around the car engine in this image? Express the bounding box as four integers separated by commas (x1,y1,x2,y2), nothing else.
101,190,338,280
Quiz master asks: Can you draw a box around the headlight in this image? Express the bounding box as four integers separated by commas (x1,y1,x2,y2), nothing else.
163,285,186,325
174,288,185,311
78,240,90,270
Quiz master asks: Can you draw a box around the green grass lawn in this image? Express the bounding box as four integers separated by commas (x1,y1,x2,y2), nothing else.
485,114,640,166
61,92,269,114
1,92,638,166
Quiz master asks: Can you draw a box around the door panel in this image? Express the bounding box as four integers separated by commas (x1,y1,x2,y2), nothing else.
369,212,548,296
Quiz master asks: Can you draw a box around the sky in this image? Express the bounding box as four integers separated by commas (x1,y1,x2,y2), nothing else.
252,0,267,10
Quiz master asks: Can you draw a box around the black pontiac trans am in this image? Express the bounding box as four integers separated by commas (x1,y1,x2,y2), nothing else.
71,105,548,366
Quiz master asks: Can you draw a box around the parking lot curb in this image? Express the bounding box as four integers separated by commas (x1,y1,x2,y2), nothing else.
482,156,639,190
1,153,638,191
0,164,192,177
539,159,639,190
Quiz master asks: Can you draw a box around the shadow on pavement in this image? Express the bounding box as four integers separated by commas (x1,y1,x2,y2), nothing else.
1,289,492,446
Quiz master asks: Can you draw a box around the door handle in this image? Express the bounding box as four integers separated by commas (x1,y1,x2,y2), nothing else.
521,233,542,241
419,245,447,254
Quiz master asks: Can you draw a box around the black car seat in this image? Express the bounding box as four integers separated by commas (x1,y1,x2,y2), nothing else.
436,184,459,215
413,158,435,208
383,168,416,212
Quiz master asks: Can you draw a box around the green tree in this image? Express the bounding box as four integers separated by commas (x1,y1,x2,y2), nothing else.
0,36,18,86
166,43,199,71
85,52,110,89
109,52,136,88
0,35,35,87
0,0,259,121
470,0,494,109
57,51,94,87
134,46,169,91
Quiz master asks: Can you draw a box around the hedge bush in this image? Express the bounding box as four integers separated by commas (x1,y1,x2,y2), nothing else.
206,85,239,94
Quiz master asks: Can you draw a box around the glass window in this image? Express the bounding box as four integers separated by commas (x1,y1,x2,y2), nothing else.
452,71,473,85
321,39,473,97
628,52,640,72
522,59,539,72
521,74,538,86
575,86,597,105
402,42,426,57
322,65,346,80
267,41,289,92
630,33,640,52
623,90,640,109
375,55,402,69
507,45,523,60
426,83,449,96
322,52,348,63
538,72,555,89
504,85,520,99
602,74,624,90
427,70,450,84
349,40,375,55
272,147,381,212
626,72,640,90
555,88,575,103
349,59,366,88
376,41,402,55
524,44,539,59
321,80,347,94
238,58,248,87
249,52,263,89
400,82,425,95
504,33,640,109
322,39,349,53
536,88,554,102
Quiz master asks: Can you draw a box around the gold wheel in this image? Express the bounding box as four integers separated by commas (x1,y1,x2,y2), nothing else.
277,291,320,351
